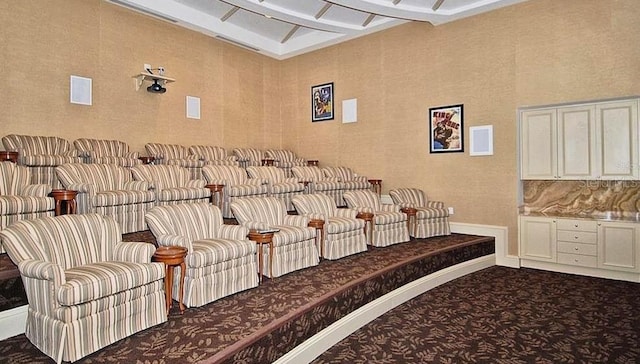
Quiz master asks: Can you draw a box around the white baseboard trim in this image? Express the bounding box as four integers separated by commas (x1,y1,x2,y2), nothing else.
450,222,520,268
521,259,640,283
0,305,27,341
274,255,495,364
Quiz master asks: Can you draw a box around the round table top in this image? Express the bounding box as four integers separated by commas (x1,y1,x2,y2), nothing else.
49,189,78,199
153,246,188,259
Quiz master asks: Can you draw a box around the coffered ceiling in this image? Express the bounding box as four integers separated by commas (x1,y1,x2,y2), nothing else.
107,0,528,59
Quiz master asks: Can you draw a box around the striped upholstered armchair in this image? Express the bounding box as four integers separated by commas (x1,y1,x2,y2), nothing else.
55,163,155,233
0,214,166,363
246,166,305,211
230,197,319,278
292,193,367,260
321,166,372,206
0,162,55,253
264,149,306,177
232,148,265,169
291,166,344,207
201,165,268,218
389,188,451,238
343,190,410,247
145,203,259,307
73,138,141,167
131,164,210,206
189,145,239,166
2,134,83,189
145,143,204,179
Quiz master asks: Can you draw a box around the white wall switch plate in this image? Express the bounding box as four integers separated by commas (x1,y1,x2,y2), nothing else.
448,207,454,215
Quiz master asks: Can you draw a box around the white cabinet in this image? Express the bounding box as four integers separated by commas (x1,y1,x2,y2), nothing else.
520,98,639,180
519,216,640,278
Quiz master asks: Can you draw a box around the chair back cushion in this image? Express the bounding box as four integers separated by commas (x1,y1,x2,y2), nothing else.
0,214,121,269
74,138,130,158
202,165,248,185
389,188,426,207
145,203,223,242
0,162,30,196
2,134,73,156
230,197,286,225
189,145,227,161
291,166,325,182
233,148,263,163
131,165,191,190
265,149,296,162
246,166,286,183
56,163,134,191
145,143,190,160
343,190,381,210
291,193,337,217
322,166,356,182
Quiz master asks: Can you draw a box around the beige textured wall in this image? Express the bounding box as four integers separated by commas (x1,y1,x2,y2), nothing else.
279,0,640,254
1,0,639,254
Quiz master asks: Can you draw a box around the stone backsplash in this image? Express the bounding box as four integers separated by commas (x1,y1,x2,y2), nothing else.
522,180,640,215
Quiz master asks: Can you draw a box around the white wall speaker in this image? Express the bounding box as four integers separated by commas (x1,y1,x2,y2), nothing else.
186,96,201,119
70,75,92,106
469,125,493,156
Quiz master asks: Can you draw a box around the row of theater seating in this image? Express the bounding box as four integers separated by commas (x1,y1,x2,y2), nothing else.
1,134,312,188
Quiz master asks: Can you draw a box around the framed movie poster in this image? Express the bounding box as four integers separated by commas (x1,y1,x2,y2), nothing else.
429,104,464,153
311,82,334,122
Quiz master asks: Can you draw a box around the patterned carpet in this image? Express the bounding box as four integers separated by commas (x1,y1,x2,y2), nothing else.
313,266,640,364
0,232,494,364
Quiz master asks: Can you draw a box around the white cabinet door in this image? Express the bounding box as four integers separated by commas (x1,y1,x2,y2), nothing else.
519,216,556,262
597,221,640,273
595,100,639,180
520,109,556,179
557,105,597,179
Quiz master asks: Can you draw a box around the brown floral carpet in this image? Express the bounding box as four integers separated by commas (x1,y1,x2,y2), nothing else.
0,232,493,364
313,266,640,364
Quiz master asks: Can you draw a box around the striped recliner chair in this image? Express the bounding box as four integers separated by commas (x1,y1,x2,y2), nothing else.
145,203,259,307
291,166,344,208
321,166,372,206
55,163,155,233
265,149,306,177
0,214,166,363
246,166,305,211
131,164,211,206
0,162,55,254
202,165,268,218
343,190,410,247
2,134,83,189
232,148,265,169
189,145,239,166
145,143,205,179
292,193,367,260
73,138,141,167
230,197,319,278
389,188,451,238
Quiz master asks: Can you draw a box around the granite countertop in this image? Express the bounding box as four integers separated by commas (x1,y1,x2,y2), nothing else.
519,206,640,223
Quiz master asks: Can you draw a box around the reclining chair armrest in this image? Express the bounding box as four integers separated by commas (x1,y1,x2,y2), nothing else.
186,179,206,188
123,180,151,191
354,176,368,182
305,212,327,221
426,201,445,209
284,178,301,184
155,234,192,251
380,204,401,213
65,183,95,195
242,221,271,231
396,202,417,209
18,259,65,283
225,155,238,162
124,151,140,159
353,206,374,214
114,241,157,263
284,215,310,227
20,184,53,197
63,149,82,157
335,208,358,219
218,225,250,240
247,178,267,186
207,179,228,186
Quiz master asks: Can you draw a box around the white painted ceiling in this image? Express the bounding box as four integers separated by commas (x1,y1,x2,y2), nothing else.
107,0,528,59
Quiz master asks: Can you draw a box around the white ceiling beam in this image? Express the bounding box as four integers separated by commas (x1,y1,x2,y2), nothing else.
220,6,240,22
432,0,445,11
392,0,402,5
281,25,300,43
362,13,376,26
315,3,332,19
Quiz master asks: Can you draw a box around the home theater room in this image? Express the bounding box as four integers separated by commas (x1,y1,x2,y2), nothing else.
0,0,639,363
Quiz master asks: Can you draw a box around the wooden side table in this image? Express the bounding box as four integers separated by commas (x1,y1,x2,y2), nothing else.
308,219,325,258
0,151,18,164
401,207,417,238
152,246,188,315
356,212,374,245
368,179,382,196
261,158,275,166
248,230,275,282
307,160,319,167
49,189,78,216
205,184,224,210
138,156,155,165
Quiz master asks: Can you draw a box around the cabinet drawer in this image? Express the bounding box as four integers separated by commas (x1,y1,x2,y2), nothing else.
556,219,597,232
557,230,597,244
557,242,597,256
557,253,597,268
